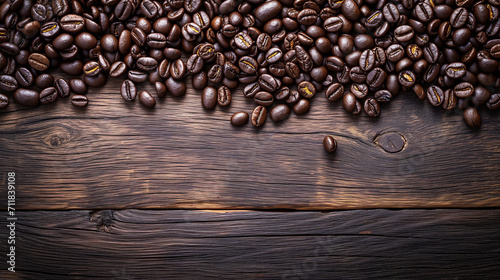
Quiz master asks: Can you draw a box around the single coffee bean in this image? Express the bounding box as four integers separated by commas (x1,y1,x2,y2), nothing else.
136,57,158,72
60,14,85,33
39,87,58,105
251,105,267,127
415,2,434,22
35,74,54,89
413,84,426,100
84,72,107,87
445,62,467,79
109,61,127,78
14,67,34,88
394,25,414,42
323,135,337,153
286,90,300,105
54,78,70,98
70,79,87,95
366,68,387,88
364,98,381,117
28,53,49,71
259,74,280,92
427,85,445,106
186,54,204,74
325,83,344,102
398,70,416,87
359,49,375,71
71,94,88,107
270,104,291,122
298,81,316,98
14,88,39,107
121,80,137,102
170,59,187,80
383,3,400,23
154,81,167,98
423,43,439,63
231,111,249,126
254,91,274,107
139,91,156,108
342,92,357,113
0,75,18,92
450,7,468,28
386,44,405,62
202,87,217,110
454,82,474,98
374,90,393,103
217,86,231,107
293,99,310,115
486,93,500,110
0,93,8,109
239,56,258,75
472,86,491,106
127,70,148,83
442,89,457,110
463,107,481,128
83,61,101,77
351,83,368,99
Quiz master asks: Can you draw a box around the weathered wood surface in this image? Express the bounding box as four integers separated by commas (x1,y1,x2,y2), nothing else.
0,209,499,279
1,78,500,210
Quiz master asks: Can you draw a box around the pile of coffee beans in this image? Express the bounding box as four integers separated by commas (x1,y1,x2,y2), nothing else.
1,0,500,140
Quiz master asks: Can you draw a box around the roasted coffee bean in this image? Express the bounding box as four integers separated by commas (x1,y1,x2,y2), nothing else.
14,88,39,107
83,61,101,77
234,32,253,50
71,94,88,107
486,93,500,110
251,105,267,127
60,14,84,33
383,3,400,23
386,44,405,62
298,81,316,98
442,89,457,110
413,84,426,100
394,25,414,42
259,74,280,92
323,135,337,153
454,82,474,98
231,111,249,126
266,47,283,64
139,91,156,108
450,7,468,28
208,64,223,83
359,49,375,71
69,79,87,95
286,90,300,105
28,53,49,71
324,17,343,32
351,83,368,99
0,93,8,109
84,72,107,87
325,56,344,72
374,90,393,103
54,78,70,98
325,83,344,102
398,70,416,87
366,68,387,88
365,10,384,28
270,104,291,122
202,87,217,110
110,61,127,78
136,57,158,72
463,107,481,128
293,99,310,115
185,54,202,74
256,33,272,52
427,85,445,106
445,62,466,79
121,80,137,101
217,86,231,107
415,2,434,22
472,86,491,106
423,43,439,63
342,92,357,113
39,87,58,105
239,56,258,74
349,67,366,83
14,67,33,88
254,91,274,107
35,74,54,89
0,75,18,92
364,98,381,117
295,45,313,72
170,59,187,80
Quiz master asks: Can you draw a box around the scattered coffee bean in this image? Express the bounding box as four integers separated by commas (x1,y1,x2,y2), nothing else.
231,111,249,126
323,135,337,153
71,95,88,107
139,91,156,108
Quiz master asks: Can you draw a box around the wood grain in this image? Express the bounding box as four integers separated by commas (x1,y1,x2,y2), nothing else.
0,209,499,279
1,77,500,210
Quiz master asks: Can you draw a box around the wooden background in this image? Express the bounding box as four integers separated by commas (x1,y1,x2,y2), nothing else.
1,76,500,279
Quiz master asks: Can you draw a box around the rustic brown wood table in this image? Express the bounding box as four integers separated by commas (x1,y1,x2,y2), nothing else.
1,77,500,279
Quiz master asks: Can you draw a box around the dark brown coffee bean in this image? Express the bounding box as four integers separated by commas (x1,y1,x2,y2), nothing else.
186,54,203,74
472,86,491,106
231,111,249,126
259,74,280,92
256,33,272,52
450,7,468,28
69,94,87,107
119,80,137,102
286,90,300,105
254,91,274,107
486,93,500,110
251,105,267,127
14,67,33,88
136,57,158,72
323,135,337,153
39,87,58,105
427,85,444,106
238,56,258,75
454,82,474,98
202,87,217,110
170,59,187,80
342,92,357,113
28,53,49,71
413,84,426,101
138,91,156,108
297,81,316,99
208,64,223,83
374,90,393,103
234,32,253,50
35,74,54,89
54,78,70,98
270,104,291,122
364,98,381,117
366,68,387,88
463,107,481,128
325,83,344,102
293,99,310,115
415,2,434,22
442,89,457,110
217,86,231,107
325,56,344,72
110,61,127,78
445,62,466,79
84,73,107,87
351,83,368,99
398,70,416,87
83,61,100,77
324,17,343,32
359,49,375,72
386,44,405,62
423,43,439,63
383,3,400,23
0,93,8,109
60,14,84,33
52,0,69,17
14,88,39,107
394,25,414,42
69,79,87,95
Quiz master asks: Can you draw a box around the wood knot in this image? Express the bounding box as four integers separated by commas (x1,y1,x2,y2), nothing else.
41,125,74,147
89,210,114,233
374,132,406,153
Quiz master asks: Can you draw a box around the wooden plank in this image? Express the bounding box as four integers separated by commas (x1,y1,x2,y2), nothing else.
0,209,499,279
1,77,500,210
